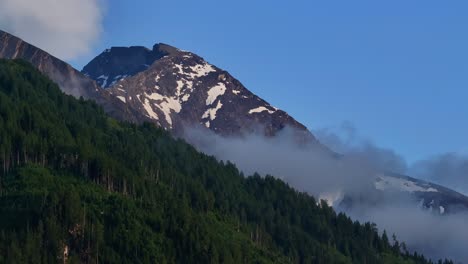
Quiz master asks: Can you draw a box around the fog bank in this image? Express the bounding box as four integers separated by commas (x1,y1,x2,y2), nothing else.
183,124,468,263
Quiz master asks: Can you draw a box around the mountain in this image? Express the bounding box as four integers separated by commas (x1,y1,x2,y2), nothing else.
375,173,468,214
0,31,464,262
0,29,317,140
0,29,145,123
82,42,468,214
328,172,468,216
1,31,467,216
82,44,314,138
0,59,448,263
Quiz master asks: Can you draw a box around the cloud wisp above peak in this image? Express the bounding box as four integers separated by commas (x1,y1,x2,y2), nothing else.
0,0,105,60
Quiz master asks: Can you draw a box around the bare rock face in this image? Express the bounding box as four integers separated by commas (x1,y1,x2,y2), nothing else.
83,44,316,140
82,44,178,88
0,29,145,123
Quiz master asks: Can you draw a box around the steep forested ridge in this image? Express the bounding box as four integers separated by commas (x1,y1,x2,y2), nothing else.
0,59,452,263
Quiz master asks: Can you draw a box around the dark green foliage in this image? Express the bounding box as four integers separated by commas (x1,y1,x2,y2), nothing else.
0,59,453,264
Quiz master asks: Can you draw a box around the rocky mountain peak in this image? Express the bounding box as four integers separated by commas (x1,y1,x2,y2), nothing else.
82,43,182,88
153,43,181,56
83,43,313,139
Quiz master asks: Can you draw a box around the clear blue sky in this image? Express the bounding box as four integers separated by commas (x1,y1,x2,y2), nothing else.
71,0,468,164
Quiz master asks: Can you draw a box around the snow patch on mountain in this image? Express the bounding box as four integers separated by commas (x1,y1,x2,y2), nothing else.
109,75,129,87
142,98,158,120
375,175,439,193
117,96,126,103
173,61,216,80
202,101,223,121
97,75,109,87
187,63,216,78
249,106,276,114
206,83,227,105
176,80,186,95
174,64,184,75
145,92,182,128
146,92,164,101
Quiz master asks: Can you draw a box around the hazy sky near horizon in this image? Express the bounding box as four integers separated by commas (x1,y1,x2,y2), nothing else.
4,0,468,164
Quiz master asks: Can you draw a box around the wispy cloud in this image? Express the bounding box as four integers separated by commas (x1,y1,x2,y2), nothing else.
0,0,105,60
410,153,468,195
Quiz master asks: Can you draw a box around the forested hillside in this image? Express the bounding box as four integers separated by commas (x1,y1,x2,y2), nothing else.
0,59,452,263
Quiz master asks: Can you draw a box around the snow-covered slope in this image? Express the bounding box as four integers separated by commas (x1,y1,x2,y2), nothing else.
334,172,468,214
375,173,468,214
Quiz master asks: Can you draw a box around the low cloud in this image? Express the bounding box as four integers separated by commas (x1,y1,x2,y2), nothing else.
183,126,380,200
314,123,408,174
347,201,468,263
410,153,468,195
182,123,468,263
0,0,104,60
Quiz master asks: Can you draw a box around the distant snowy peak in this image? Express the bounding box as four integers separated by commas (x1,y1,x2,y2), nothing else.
372,173,468,214
83,43,314,139
375,175,438,193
